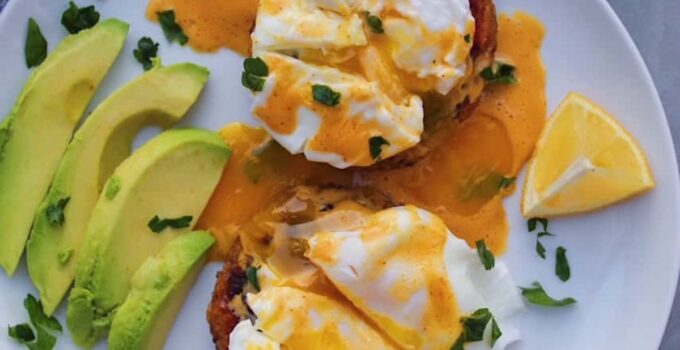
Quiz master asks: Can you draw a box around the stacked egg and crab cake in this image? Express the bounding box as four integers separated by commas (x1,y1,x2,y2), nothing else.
245,0,497,168
207,187,524,350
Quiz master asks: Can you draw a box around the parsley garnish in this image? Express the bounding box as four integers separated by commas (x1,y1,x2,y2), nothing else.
61,1,99,34
312,84,341,107
369,136,390,161
451,308,502,349
147,215,193,233
25,18,47,68
475,240,495,270
520,282,577,307
555,246,571,282
105,176,121,200
46,197,70,226
464,34,471,43
528,218,552,259
365,13,384,33
241,57,269,92
245,266,261,292
8,294,62,350
157,10,188,45
133,37,159,71
498,176,515,189
480,62,517,84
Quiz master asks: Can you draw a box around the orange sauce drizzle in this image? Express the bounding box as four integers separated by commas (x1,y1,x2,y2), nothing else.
146,0,258,55
197,12,546,258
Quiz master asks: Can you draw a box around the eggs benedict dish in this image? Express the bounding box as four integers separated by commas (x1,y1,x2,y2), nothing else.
207,187,524,350
246,0,497,168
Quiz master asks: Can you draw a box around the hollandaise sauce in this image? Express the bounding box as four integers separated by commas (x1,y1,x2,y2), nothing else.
197,12,546,258
146,0,258,55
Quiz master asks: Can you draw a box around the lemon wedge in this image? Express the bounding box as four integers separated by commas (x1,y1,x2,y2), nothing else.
522,92,654,217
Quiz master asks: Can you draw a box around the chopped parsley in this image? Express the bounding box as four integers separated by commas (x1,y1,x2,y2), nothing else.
133,37,159,71
61,1,99,34
451,308,502,349
555,246,571,282
25,18,47,68
498,176,515,189
528,218,552,259
46,197,70,226
464,34,471,43
105,176,121,200
157,10,188,45
480,62,517,85
365,13,384,33
8,294,62,350
241,57,269,92
147,215,193,233
475,240,495,270
245,266,261,292
520,282,577,307
369,136,390,161
312,84,341,107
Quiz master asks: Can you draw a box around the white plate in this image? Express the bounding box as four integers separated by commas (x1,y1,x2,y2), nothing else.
1,0,678,349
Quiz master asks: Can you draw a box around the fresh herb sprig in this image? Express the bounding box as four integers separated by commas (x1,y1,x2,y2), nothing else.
450,308,502,349
147,215,193,233
133,37,159,71
312,84,341,107
8,294,63,350
555,246,571,282
157,10,188,45
241,57,269,92
46,197,70,226
364,12,384,33
475,240,495,270
528,217,553,259
61,1,99,34
520,282,577,307
480,62,517,85
245,266,261,292
25,18,47,68
369,136,390,161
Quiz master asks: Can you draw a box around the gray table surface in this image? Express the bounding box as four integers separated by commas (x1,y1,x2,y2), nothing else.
0,0,678,348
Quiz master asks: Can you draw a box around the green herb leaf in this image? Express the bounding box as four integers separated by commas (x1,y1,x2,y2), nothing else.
537,231,554,238
244,57,269,77
157,10,188,45
105,176,121,200
480,62,517,84
475,240,495,270
490,318,502,347
312,84,342,107
464,34,471,43
133,37,159,71
369,136,390,161
147,215,193,233
46,197,70,226
498,176,515,189
536,239,546,259
8,324,35,343
61,1,99,34
555,246,571,282
520,282,577,307
366,14,384,33
24,294,62,333
527,218,548,232
242,72,266,92
25,18,47,68
462,308,492,342
245,266,261,292
57,249,74,266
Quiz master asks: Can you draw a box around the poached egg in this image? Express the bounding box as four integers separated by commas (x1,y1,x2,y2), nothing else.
249,0,475,168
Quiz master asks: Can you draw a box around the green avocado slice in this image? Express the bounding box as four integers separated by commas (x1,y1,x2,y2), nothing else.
66,128,230,348
108,231,215,350
0,19,129,275
26,63,210,316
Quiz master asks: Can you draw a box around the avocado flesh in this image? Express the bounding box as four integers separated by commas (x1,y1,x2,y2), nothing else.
67,128,231,348
26,63,210,316
0,19,128,275
108,231,215,350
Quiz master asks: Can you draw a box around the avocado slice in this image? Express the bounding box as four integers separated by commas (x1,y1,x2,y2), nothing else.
108,231,215,350
66,128,230,348
26,63,210,316
0,19,128,275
